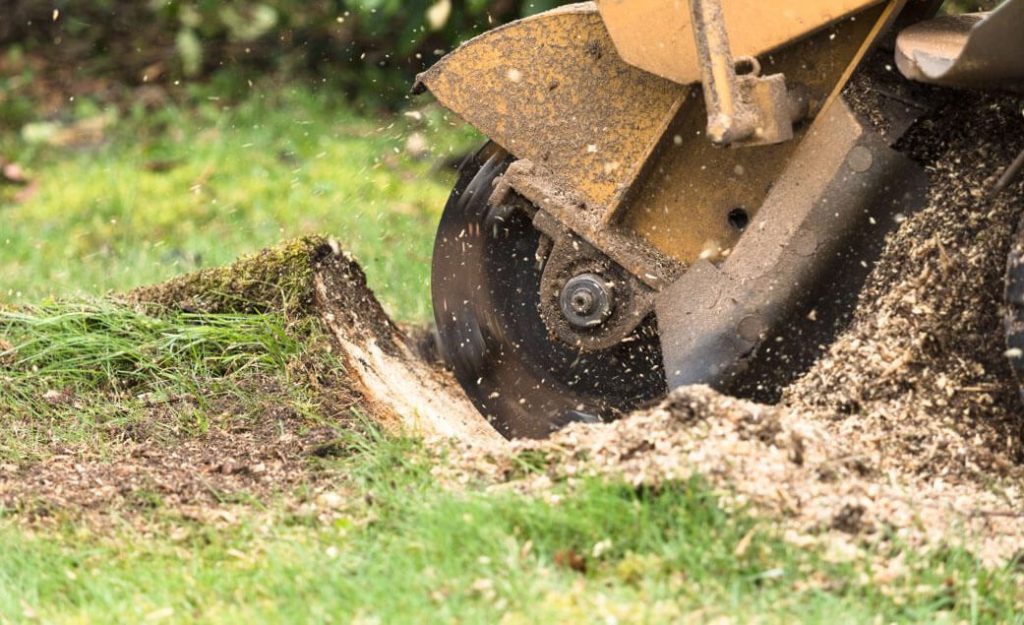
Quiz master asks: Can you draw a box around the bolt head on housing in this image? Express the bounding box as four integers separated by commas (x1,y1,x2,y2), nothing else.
560,273,614,329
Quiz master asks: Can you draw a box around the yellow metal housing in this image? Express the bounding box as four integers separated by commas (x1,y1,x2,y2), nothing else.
417,4,688,213
419,0,901,269
595,0,887,84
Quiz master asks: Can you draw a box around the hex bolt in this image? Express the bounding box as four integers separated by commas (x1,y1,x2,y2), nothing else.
560,273,615,329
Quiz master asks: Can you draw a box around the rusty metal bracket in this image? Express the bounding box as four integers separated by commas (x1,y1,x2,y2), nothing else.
655,100,929,391
490,159,684,291
688,0,799,146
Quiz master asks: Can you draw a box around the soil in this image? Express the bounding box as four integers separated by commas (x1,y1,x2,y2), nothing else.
0,237,495,528
0,379,344,524
3,85,1024,566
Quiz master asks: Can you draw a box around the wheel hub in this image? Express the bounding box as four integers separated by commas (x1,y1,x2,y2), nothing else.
561,274,614,329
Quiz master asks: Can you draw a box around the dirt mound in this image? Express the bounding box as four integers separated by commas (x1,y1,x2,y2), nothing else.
130,235,498,445
450,385,1024,566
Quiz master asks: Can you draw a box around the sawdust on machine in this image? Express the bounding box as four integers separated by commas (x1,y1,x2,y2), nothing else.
443,91,1024,565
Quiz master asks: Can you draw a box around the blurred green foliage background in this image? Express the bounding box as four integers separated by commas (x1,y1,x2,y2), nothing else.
0,0,567,113
0,0,1006,122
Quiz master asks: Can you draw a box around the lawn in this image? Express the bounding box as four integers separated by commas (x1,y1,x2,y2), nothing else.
1,79,1023,624
0,76,475,322
3,432,1022,625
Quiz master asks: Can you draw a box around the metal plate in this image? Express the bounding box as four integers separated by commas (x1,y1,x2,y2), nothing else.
896,0,1024,92
595,0,886,85
420,1,899,271
622,5,888,266
417,3,688,214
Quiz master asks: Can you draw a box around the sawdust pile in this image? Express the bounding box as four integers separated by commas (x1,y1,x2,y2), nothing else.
447,91,1024,565
789,92,1024,479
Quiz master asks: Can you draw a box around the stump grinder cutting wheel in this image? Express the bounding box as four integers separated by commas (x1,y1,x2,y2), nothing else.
416,0,1024,439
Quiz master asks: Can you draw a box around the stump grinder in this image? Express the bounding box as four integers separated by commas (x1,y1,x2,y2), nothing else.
416,0,1024,438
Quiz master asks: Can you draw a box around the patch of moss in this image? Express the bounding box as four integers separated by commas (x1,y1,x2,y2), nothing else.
128,236,336,316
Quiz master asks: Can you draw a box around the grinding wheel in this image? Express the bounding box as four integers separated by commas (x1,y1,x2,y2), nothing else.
431,144,667,439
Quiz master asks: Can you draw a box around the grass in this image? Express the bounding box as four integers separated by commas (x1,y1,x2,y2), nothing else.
0,299,326,461
0,75,477,323
1,430,1023,624
1,302,302,390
